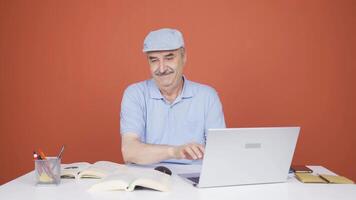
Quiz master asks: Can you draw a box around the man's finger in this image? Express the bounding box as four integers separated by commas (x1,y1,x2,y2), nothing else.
190,145,203,159
183,151,193,160
184,146,198,160
180,150,187,159
197,144,205,154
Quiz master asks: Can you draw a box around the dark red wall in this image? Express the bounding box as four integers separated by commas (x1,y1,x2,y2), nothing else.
1,0,355,184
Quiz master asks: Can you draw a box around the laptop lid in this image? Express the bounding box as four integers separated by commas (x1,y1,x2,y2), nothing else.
196,127,300,188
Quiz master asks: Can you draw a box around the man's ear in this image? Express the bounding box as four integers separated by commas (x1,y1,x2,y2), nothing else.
181,48,187,64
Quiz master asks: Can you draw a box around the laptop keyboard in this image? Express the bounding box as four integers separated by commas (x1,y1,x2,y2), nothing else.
187,176,200,184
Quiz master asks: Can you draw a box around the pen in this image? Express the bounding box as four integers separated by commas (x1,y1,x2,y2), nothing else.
57,145,65,159
33,151,39,160
37,149,55,180
34,151,45,176
38,148,47,160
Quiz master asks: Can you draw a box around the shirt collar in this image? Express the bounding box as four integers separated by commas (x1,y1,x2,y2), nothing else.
148,75,194,100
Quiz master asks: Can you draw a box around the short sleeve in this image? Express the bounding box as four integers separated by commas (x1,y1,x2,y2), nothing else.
204,89,226,132
120,84,146,139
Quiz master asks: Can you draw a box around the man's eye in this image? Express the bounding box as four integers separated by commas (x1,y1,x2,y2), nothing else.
166,57,174,60
150,59,158,63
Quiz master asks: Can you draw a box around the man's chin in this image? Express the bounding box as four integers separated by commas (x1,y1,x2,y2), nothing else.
157,82,173,89
154,77,172,87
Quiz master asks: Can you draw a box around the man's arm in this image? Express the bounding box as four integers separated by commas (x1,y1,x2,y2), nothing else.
121,133,204,164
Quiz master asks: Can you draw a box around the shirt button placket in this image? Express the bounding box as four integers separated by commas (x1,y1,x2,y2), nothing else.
168,104,175,144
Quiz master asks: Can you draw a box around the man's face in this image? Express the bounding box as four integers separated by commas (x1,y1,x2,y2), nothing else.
147,48,186,90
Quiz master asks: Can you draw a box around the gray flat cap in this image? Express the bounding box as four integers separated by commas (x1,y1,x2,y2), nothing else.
143,28,185,52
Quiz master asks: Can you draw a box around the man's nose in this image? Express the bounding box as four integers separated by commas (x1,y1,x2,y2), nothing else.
158,60,167,72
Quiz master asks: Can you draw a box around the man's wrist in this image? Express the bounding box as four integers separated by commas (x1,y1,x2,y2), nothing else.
167,146,176,159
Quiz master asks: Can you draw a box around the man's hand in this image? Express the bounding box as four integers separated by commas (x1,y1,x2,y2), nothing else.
122,133,205,164
171,143,205,160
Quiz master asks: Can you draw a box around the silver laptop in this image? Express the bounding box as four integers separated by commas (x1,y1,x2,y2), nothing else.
179,127,300,188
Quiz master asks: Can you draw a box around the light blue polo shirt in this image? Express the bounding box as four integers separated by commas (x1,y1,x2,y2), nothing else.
120,76,226,163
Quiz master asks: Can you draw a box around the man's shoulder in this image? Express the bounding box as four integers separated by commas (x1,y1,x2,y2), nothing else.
187,79,218,96
124,80,151,93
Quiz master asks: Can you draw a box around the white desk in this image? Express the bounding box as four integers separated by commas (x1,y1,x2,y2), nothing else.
0,164,355,200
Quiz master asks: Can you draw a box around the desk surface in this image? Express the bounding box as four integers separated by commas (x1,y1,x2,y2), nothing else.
0,164,355,200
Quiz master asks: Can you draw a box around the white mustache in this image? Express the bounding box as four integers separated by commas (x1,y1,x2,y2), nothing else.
154,68,174,76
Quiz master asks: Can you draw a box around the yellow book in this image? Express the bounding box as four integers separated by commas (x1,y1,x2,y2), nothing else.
319,174,355,184
295,173,354,184
295,173,327,183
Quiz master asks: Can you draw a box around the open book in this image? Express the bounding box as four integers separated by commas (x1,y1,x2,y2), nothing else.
61,161,124,179
61,161,171,192
88,166,171,192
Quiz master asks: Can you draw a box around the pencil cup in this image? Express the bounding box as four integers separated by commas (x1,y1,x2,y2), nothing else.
35,157,61,185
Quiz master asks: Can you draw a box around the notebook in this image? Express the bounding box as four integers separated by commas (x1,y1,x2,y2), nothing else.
295,173,354,184
179,127,300,188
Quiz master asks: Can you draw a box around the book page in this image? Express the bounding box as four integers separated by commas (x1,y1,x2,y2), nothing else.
89,174,133,192
89,172,136,192
61,162,91,179
79,161,126,179
88,166,172,192
126,167,171,192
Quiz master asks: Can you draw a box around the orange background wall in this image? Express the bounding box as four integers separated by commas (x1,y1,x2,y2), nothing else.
0,0,355,184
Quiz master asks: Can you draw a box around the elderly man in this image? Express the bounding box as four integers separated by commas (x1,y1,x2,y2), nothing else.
120,28,225,164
